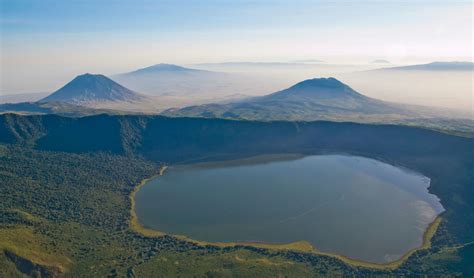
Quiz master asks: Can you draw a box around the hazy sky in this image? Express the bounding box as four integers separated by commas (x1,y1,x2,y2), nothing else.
1,0,473,93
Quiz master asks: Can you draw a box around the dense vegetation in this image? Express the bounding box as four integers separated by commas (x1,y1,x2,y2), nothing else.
0,113,473,276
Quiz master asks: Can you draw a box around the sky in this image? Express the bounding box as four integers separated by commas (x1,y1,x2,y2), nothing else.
1,0,473,93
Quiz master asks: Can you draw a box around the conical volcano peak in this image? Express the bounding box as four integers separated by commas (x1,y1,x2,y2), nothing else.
40,73,146,105
290,77,347,90
273,77,362,99
69,73,112,85
76,73,103,78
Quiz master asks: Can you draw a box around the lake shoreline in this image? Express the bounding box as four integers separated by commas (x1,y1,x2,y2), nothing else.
129,165,168,237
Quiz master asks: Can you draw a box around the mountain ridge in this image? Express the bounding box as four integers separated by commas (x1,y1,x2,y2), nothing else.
377,61,473,71
122,63,212,75
111,63,241,97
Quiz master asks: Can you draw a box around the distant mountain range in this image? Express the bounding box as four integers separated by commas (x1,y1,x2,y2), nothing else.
1,65,473,136
40,73,148,105
121,63,207,74
337,61,474,113
112,63,258,97
378,61,473,71
0,92,49,104
292,59,326,63
192,61,341,70
162,77,474,136
372,59,390,64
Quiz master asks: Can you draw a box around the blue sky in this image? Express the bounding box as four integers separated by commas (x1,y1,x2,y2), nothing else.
1,0,473,92
2,1,471,34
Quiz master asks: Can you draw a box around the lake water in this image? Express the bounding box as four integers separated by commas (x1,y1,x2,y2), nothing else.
135,154,444,263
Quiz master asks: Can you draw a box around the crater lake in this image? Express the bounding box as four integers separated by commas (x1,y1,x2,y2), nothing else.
135,154,444,263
